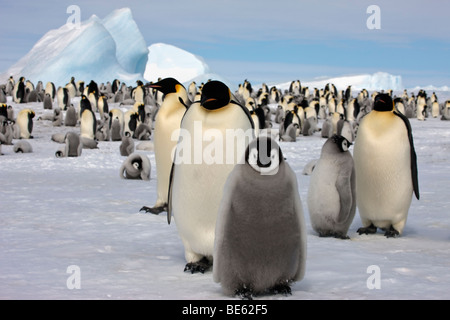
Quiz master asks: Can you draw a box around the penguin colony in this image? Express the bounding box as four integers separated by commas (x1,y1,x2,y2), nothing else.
3,74,448,300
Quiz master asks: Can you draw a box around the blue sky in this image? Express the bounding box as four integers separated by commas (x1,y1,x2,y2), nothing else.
1,0,449,88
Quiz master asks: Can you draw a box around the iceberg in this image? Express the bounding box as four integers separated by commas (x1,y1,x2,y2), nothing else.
144,43,234,88
1,8,147,87
300,72,403,92
102,8,148,75
144,43,211,83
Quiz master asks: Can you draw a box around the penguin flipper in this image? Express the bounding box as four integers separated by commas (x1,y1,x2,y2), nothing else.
335,169,355,225
393,110,420,200
166,162,176,225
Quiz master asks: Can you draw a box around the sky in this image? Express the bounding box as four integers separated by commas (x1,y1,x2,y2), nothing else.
1,0,449,88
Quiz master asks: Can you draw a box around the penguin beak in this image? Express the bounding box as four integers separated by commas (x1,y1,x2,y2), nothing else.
201,97,216,105
145,83,161,90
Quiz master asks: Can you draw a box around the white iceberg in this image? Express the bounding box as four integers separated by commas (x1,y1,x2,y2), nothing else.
1,8,147,87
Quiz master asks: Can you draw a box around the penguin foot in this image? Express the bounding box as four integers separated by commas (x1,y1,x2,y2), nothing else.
139,205,167,214
318,231,350,239
268,282,292,296
357,224,377,235
184,257,212,274
384,226,400,238
235,286,254,300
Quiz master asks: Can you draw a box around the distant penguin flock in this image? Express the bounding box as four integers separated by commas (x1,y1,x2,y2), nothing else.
4,73,449,300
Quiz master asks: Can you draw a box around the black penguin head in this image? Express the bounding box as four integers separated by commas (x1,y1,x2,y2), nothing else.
200,80,231,110
245,136,284,175
132,158,143,170
373,93,394,112
331,134,351,152
80,95,92,111
146,77,183,96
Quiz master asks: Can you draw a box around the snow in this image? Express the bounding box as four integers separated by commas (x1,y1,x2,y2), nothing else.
1,90,449,301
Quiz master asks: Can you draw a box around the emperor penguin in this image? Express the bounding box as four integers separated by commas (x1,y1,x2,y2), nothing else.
353,93,419,237
57,87,70,110
43,93,53,110
79,96,97,140
16,108,35,139
139,78,190,214
307,134,356,239
132,80,145,104
65,77,77,100
13,77,26,103
120,153,151,180
52,107,63,127
167,80,254,274
13,140,33,153
0,132,5,155
88,91,98,113
441,100,450,120
188,81,197,102
109,108,124,141
119,132,135,156
64,104,78,127
1,119,14,145
45,82,56,100
0,88,6,104
213,136,306,299
55,132,82,157
431,101,439,118
123,110,139,138
97,94,109,121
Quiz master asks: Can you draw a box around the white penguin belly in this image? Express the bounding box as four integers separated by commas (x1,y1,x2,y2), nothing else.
172,103,253,259
153,105,185,204
355,114,413,229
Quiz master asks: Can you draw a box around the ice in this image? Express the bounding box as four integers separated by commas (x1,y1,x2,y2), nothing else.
0,9,147,87
277,72,404,92
102,8,149,75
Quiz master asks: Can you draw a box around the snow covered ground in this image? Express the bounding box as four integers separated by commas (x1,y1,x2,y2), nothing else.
1,89,449,301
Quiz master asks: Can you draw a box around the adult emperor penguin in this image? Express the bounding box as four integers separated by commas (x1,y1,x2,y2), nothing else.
140,78,190,214
307,134,356,239
16,108,35,139
353,93,419,237
166,80,254,274
13,77,26,103
79,95,97,140
213,136,306,299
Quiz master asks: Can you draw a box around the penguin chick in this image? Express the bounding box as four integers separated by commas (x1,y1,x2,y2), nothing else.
13,140,33,153
307,135,356,239
213,136,306,299
120,153,151,180
120,132,135,156
55,132,82,157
